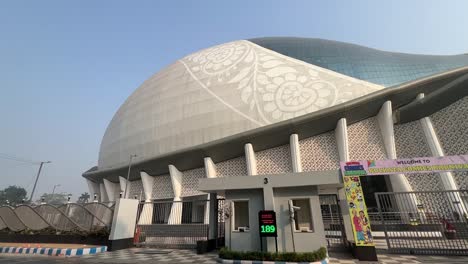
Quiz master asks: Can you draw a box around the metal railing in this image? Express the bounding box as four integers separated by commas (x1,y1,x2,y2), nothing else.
319,194,346,250
375,190,468,255
135,198,225,249
0,202,114,232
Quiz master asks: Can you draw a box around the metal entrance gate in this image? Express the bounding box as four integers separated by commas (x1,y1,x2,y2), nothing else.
319,194,346,251
135,198,225,249
375,190,468,255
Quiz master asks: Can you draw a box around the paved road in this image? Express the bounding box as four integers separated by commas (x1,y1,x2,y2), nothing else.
1,248,468,263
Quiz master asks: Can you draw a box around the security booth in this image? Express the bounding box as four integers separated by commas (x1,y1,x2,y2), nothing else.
198,170,343,253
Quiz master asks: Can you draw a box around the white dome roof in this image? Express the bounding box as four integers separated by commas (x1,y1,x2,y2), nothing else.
98,40,382,169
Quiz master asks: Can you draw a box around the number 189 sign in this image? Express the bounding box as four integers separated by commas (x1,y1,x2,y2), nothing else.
258,210,277,237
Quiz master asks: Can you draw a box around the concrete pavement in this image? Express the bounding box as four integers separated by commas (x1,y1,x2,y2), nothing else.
1,248,468,263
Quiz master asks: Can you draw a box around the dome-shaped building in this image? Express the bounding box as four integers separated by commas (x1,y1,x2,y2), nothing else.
92,37,468,171
83,37,468,250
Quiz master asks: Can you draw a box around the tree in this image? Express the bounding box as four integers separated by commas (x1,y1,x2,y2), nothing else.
37,192,71,205
0,186,27,206
77,192,90,203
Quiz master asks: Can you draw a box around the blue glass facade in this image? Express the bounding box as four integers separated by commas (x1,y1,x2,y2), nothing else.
250,37,468,87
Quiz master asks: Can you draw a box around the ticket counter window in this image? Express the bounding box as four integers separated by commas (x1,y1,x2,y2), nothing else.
293,199,313,232
233,201,249,231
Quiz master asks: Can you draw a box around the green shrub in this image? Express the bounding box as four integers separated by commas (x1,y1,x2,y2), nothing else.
219,247,327,262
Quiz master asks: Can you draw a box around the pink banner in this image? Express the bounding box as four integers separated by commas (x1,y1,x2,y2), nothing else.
340,155,468,176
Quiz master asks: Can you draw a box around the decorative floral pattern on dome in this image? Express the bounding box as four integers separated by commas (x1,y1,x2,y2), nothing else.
256,71,337,120
185,42,251,84
180,40,383,124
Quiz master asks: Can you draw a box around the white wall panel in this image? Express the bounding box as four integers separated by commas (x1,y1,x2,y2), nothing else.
300,131,339,171
348,117,386,161
151,174,174,200
181,168,206,197
216,156,247,177
255,144,292,175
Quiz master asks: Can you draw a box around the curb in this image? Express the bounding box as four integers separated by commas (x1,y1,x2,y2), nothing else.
0,245,107,256
216,257,329,264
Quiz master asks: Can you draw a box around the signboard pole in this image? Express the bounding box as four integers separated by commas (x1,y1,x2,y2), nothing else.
260,236,263,252
275,237,278,253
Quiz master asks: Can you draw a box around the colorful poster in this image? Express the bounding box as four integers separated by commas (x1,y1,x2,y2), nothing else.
340,155,468,176
343,176,374,246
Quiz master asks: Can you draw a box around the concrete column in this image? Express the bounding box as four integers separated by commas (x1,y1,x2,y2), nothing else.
99,183,109,202
168,165,183,224
138,171,155,225
204,157,217,178
290,134,302,173
204,157,217,225
140,171,155,201
417,94,466,215
334,118,355,243
417,94,459,191
377,101,419,223
103,178,119,202
118,176,129,199
421,117,459,190
86,179,100,201
208,197,218,239
244,143,257,176
377,100,414,193
169,165,182,199
262,185,276,252
335,118,349,161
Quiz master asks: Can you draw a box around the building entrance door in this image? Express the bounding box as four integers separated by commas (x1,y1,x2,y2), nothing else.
360,175,389,213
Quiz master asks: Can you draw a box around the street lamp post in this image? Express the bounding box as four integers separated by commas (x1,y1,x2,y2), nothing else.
123,154,137,199
29,161,51,202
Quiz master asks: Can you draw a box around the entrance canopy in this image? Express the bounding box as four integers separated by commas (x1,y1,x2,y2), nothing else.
198,170,342,193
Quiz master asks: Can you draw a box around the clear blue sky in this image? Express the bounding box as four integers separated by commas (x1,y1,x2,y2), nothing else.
1,0,467,201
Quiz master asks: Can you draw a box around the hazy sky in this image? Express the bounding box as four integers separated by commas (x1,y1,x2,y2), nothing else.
1,0,467,201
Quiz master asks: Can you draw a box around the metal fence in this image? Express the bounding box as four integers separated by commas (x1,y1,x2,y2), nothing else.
0,202,114,232
135,198,225,249
319,194,346,250
375,190,468,255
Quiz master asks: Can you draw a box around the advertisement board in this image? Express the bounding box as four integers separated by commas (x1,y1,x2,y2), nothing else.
343,176,374,246
340,154,468,247
340,155,468,176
